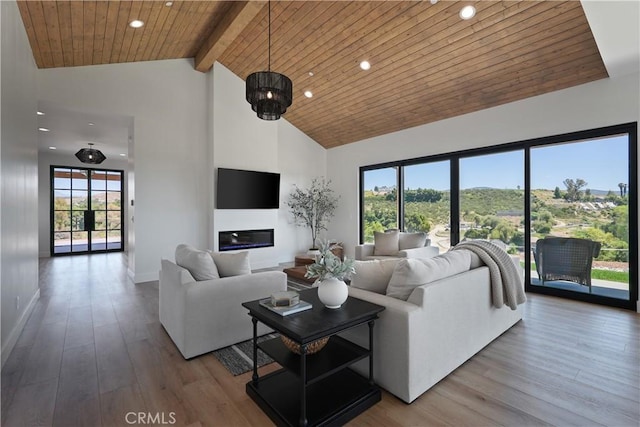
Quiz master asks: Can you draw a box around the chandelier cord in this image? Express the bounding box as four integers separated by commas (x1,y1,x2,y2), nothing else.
268,0,271,72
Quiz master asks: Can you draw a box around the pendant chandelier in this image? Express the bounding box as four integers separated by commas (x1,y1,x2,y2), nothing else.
246,0,292,120
75,142,106,164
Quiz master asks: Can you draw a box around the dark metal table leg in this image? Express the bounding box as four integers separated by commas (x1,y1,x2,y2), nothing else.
368,320,375,385
252,317,258,384
299,343,308,427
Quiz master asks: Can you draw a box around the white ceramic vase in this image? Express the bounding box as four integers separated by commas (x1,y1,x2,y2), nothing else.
317,277,348,309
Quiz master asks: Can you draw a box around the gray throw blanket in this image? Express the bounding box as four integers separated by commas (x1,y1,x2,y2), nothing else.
452,240,526,310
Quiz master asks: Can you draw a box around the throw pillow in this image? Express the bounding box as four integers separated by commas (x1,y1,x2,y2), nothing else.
386,251,472,300
373,230,400,256
398,232,427,250
350,259,400,294
175,244,220,281
210,251,252,277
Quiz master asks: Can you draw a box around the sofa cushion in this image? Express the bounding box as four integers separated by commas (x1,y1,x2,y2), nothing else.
175,244,220,281
386,251,472,300
398,232,427,250
374,230,399,256
350,259,400,294
210,251,251,277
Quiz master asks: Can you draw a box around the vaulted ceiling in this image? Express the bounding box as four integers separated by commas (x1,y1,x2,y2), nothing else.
18,1,609,149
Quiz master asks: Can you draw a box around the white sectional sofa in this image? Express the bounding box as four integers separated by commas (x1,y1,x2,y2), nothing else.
340,248,525,403
355,230,439,260
159,245,287,359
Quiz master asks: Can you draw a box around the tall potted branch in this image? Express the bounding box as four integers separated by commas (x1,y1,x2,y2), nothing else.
286,178,338,250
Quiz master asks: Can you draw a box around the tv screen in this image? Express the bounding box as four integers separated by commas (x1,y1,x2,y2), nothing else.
216,168,280,209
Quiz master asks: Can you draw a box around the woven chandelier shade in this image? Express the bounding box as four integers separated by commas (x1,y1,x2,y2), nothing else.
245,0,292,121
75,144,106,164
246,71,293,120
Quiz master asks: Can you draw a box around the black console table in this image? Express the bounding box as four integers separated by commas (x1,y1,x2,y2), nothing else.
242,288,385,427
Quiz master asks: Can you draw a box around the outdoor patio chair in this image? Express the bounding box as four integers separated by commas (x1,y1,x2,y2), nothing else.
532,237,601,293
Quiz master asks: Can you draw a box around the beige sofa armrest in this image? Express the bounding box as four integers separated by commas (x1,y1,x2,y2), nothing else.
355,243,375,260
398,245,439,259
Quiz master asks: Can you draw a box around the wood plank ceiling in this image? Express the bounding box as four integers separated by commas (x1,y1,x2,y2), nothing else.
18,1,608,149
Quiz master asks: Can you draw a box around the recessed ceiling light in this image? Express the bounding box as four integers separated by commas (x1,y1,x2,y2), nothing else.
460,5,476,20
165,1,173,6
37,111,45,116
304,91,313,98
360,60,371,71
120,153,127,157
48,146,56,150
430,0,438,4
129,20,144,28
308,71,314,77
38,127,50,132
88,122,95,126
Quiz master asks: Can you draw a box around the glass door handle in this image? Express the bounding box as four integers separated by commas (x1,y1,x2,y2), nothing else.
83,210,95,231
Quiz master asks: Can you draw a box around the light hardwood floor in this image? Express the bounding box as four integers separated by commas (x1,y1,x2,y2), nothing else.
2,253,638,426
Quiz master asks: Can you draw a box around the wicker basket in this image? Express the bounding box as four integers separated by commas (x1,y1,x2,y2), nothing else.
280,335,329,355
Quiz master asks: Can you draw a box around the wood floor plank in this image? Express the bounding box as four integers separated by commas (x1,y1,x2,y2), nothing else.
100,384,147,426
94,322,137,394
53,343,102,426
19,321,66,386
1,378,58,426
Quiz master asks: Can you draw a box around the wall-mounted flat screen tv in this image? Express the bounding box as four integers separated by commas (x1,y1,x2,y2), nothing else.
216,168,280,209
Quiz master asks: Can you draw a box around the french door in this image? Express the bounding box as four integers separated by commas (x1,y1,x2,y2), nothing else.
51,166,124,255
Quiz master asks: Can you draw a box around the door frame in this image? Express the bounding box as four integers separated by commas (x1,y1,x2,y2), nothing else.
50,165,125,256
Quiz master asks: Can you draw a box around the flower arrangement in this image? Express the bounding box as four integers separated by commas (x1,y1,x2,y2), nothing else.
305,241,356,282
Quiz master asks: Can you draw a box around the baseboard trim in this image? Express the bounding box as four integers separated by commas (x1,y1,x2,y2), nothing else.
134,271,158,284
1,289,40,368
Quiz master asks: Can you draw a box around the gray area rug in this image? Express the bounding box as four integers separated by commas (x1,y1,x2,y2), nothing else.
212,279,313,376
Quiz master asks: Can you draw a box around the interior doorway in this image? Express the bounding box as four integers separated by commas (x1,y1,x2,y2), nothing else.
50,166,124,255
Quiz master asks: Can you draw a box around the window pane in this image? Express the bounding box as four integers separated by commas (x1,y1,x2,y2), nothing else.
71,169,88,190
71,211,85,231
106,171,121,191
107,211,121,230
362,167,398,243
403,161,450,253
53,232,71,253
54,189,71,211
459,150,524,257
91,170,107,191
91,231,107,251
72,190,88,210
94,211,107,230
53,168,72,189
54,211,71,232
107,191,121,210
530,135,629,299
71,232,88,252
107,230,122,250
92,192,107,210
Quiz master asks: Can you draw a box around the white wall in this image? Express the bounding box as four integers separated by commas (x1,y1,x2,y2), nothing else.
211,63,326,268
326,72,639,309
37,151,129,257
1,0,40,366
38,59,210,282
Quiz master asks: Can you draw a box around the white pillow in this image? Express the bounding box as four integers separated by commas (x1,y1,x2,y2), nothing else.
398,232,427,250
373,230,399,256
386,251,472,300
210,251,251,277
350,259,400,294
175,244,220,281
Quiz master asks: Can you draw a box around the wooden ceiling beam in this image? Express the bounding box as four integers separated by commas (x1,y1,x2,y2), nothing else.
194,1,265,73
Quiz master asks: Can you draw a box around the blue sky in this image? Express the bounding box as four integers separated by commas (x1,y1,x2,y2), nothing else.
364,135,629,192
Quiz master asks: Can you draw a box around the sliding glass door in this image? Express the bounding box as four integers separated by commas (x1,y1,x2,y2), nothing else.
359,123,637,310
51,166,124,255
530,135,631,301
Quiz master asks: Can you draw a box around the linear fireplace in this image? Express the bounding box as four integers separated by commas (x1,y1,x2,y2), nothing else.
219,229,274,251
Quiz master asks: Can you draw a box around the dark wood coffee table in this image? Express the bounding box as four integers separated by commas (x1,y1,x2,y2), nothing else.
242,288,384,426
